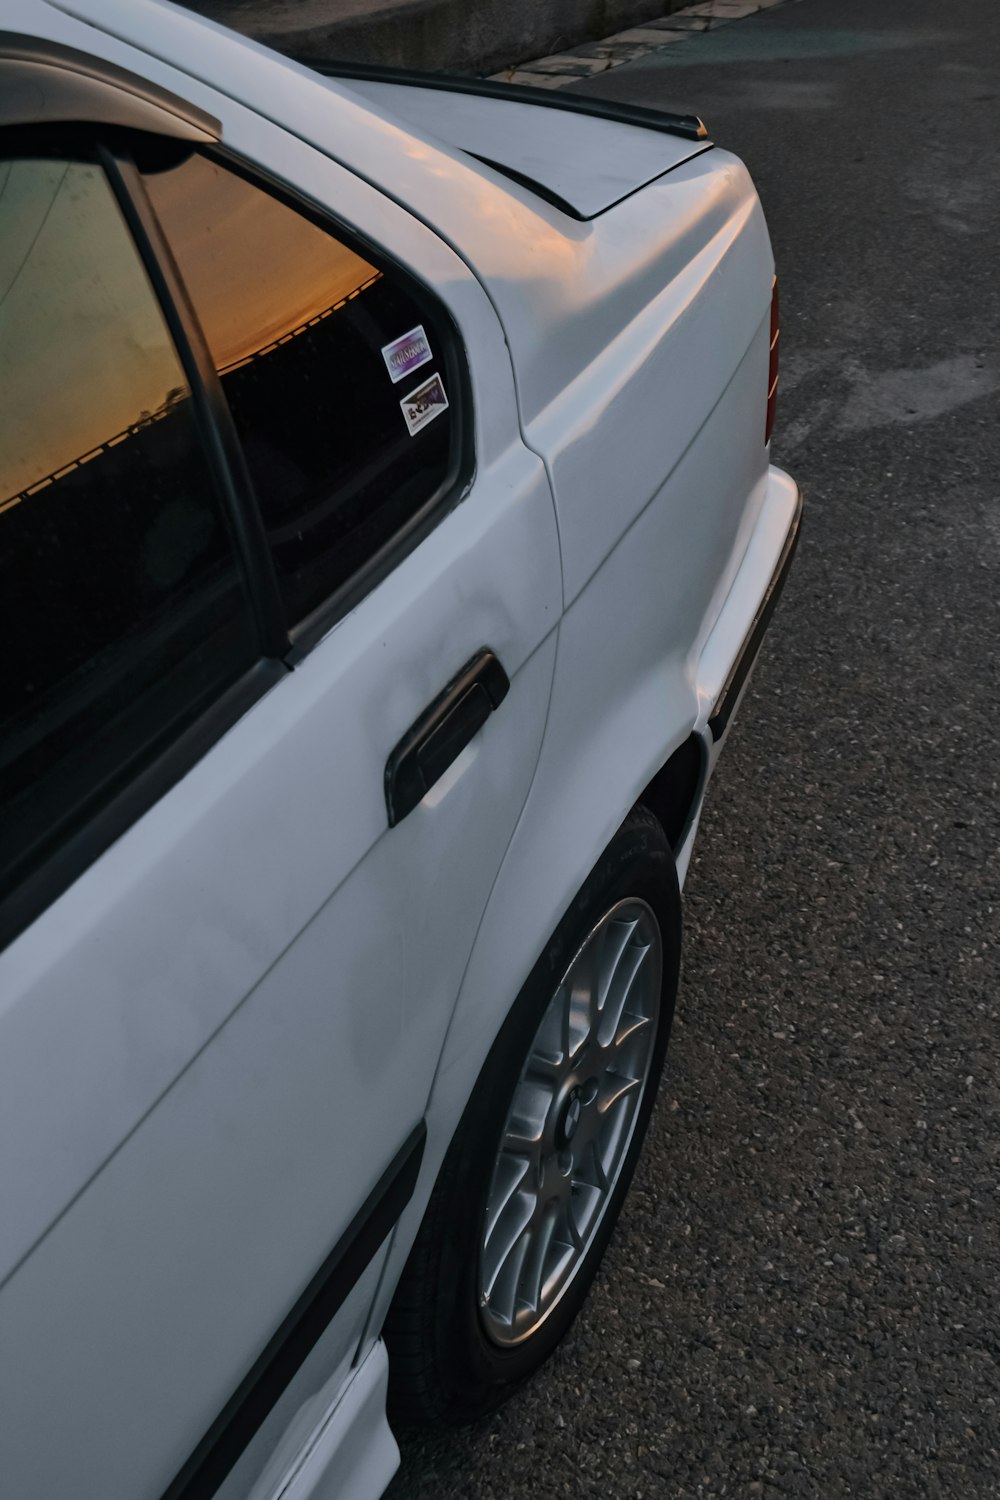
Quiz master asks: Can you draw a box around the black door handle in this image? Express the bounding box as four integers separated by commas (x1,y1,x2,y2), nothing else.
385,649,510,826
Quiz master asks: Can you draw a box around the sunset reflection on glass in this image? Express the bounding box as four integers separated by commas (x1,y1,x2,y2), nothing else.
0,160,194,508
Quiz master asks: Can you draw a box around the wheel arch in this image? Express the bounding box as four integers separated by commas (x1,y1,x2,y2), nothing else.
383,805,681,1422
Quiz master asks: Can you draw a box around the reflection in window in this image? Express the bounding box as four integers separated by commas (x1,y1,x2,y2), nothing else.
145,153,456,626
0,158,258,896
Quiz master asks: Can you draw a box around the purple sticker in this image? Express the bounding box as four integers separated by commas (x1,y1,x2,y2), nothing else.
381,324,432,385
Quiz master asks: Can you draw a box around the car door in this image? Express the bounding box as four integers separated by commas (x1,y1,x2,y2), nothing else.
0,76,561,1500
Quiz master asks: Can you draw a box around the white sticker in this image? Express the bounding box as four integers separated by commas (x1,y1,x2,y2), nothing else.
381,324,433,385
400,372,449,436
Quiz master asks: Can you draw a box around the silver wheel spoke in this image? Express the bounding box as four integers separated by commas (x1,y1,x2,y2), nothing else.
481,1188,536,1304
483,1151,531,1245
543,1241,577,1299
580,1138,609,1193
561,972,592,1070
503,1078,552,1154
559,1187,584,1250
487,1224,533,1328
598,1074,642,1117
570,1179,602,1239
598,937,650,1048
531,982,570,1077
571,940,602,1046
595,918,638,1023
610,1010,652,1061
520,1205,559,1316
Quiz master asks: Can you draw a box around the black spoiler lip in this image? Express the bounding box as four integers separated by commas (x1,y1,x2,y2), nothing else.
291,57,710,144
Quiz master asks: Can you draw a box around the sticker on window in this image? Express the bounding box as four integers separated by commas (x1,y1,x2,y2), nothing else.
400,373,449,436
382,325,433,385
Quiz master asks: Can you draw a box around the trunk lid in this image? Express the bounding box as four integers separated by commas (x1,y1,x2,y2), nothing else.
344,79,712,220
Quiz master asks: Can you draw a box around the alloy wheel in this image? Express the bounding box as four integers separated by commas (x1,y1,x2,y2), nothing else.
478,898,663,1346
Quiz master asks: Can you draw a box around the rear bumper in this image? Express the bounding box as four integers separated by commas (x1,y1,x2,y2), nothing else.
708,470,803,742
694,464,802,743
671,466,800,888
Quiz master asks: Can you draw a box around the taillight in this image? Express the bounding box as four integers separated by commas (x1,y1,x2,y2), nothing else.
765,275,779,445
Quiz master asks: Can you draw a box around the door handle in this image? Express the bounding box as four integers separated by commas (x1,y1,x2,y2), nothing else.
385,649,510,826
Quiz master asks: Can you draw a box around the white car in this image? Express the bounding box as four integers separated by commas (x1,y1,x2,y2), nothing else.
0,4,800,1497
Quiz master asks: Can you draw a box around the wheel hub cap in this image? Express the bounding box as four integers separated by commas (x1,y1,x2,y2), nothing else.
559,1088,583,1146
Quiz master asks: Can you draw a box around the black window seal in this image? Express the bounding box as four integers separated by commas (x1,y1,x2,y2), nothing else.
193,140,476,661
100,142,291,662
159,1121,427,1500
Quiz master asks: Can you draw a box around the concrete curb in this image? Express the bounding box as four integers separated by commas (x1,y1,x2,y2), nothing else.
491,0,797,89
185,0,694,75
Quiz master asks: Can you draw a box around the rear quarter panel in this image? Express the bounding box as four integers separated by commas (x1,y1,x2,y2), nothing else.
503,148,775,608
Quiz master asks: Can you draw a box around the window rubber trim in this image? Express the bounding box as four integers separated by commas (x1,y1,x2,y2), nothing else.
100,144,291,661
158,1122,427,1500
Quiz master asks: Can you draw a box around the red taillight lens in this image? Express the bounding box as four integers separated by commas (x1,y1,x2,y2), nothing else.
765,275,779,445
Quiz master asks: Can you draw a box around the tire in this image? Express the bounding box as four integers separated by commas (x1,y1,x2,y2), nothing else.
385,805,682,1426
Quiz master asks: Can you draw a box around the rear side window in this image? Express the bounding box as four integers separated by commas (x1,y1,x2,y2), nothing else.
143,153,459,628
0,155,259,901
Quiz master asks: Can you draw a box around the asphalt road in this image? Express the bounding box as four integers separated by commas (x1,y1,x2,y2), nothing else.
389,1,1000,1496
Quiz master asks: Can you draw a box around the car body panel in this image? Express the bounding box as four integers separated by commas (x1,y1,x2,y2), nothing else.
516,155,774,604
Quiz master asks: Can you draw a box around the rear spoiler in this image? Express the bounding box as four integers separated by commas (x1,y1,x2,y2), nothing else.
291,58,709,144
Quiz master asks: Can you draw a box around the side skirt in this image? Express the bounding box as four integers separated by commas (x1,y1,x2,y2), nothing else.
160,1124,426,1500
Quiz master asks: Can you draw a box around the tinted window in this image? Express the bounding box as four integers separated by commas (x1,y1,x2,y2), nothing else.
144,153,458,627
0,156,259,899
